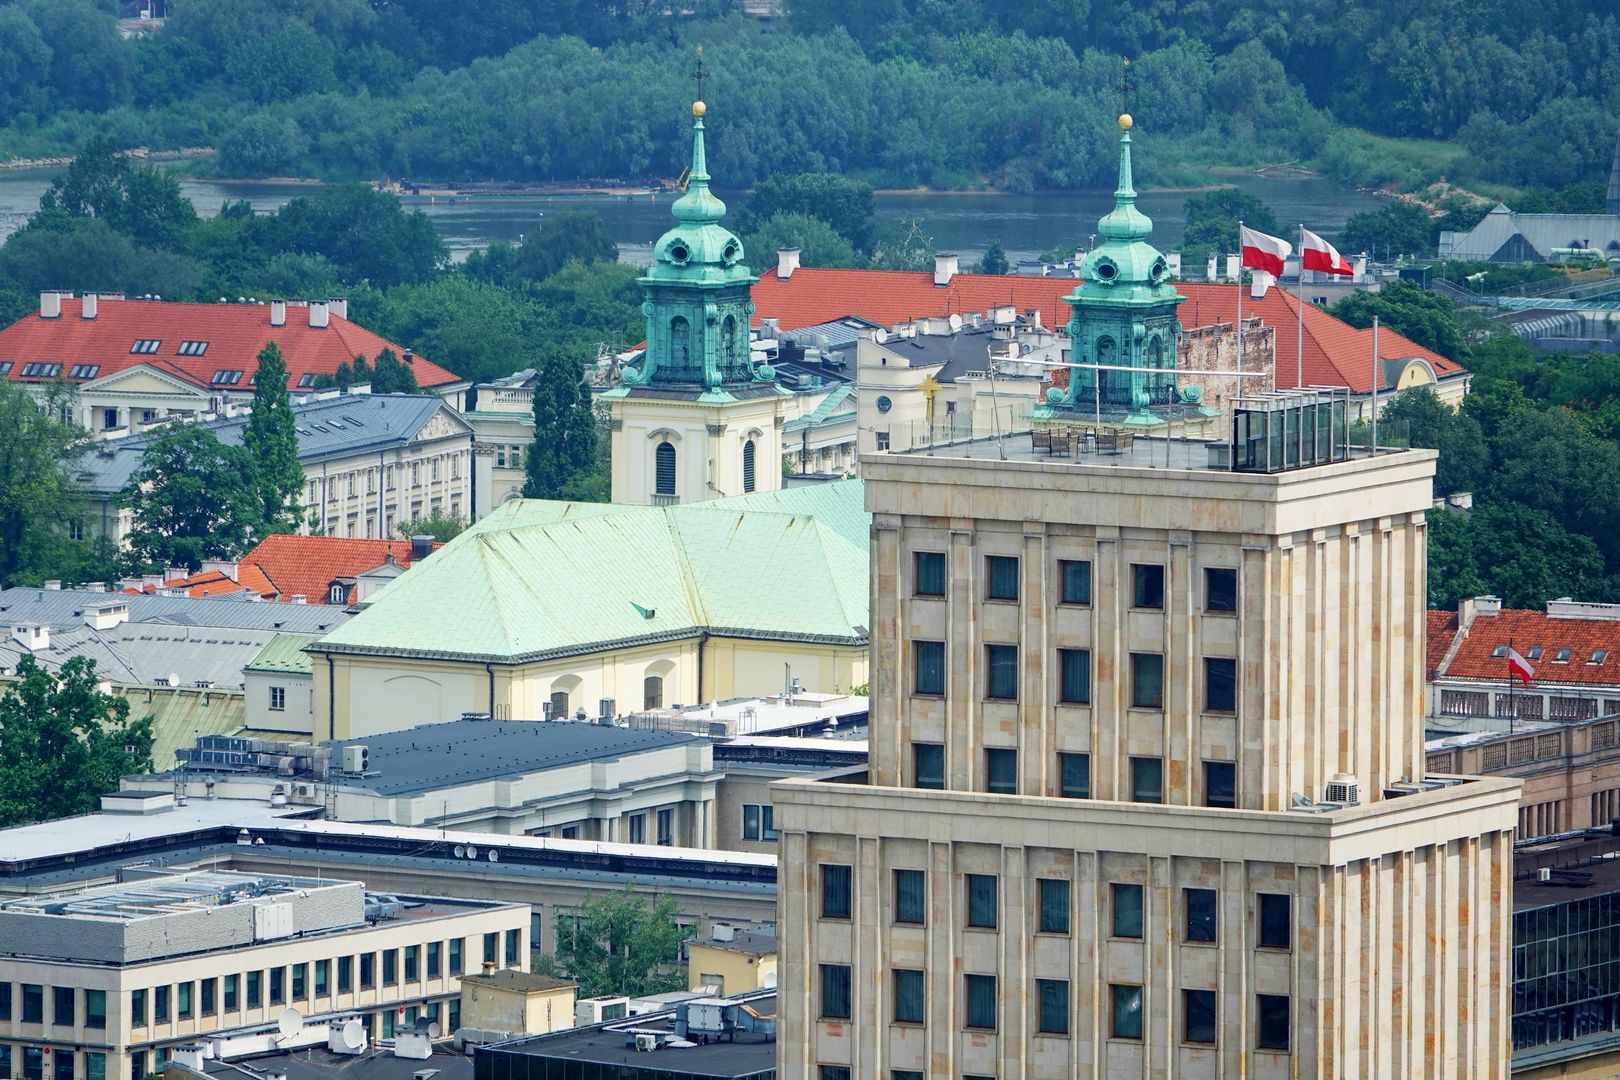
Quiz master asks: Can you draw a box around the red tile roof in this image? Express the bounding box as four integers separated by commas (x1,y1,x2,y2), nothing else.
0,297,461,392
239,534,439,605
1437,609,1620,687
750,269,1466,394
1426,609,1459,682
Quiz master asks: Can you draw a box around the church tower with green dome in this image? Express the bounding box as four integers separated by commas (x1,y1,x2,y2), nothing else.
605,91,787,506
1042,109,1190,427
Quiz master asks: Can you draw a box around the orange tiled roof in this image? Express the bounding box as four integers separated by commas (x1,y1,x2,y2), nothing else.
1426,609,1459,682
126,563,281,600
239,534,439,605
749,269,1466,394
1438,609,1620,687
0,297,462,392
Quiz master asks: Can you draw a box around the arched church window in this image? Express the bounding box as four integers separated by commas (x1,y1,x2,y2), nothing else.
1096,336,1117,365
743,439,757,493
1149,336,1164,367
670,317,690,366
549,690,569,720
644,675,663,710
655,441,677,496
723,315,738,369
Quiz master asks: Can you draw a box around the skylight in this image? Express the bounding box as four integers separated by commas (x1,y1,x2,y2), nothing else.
0,362,13,375
1490,645,1508,658
177,341,209,356
1592,650,1609,664
130,339,161,355
211,370,244,386
297,373,316,388
20,362,61,377
1555,647,1573,662
68,364,100,379
1528,647,1544,660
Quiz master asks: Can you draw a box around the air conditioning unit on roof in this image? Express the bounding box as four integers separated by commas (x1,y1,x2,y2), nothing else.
1325,774,1361,806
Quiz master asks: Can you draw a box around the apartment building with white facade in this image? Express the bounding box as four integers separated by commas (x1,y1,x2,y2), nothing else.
0,871,526,1080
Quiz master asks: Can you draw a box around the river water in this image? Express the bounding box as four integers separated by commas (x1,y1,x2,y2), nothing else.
0,170,1386,267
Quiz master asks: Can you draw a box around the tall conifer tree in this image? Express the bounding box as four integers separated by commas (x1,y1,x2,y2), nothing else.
243,341,304,533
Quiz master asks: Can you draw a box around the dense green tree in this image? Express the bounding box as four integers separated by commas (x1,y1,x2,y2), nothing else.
351,276,547,385
0,7,53,118
1379,388,1489,496
510,209,618,283
369,347,420,394
125,426,259,571
869,216,936,272
0,218,201,299
13,0,132,114
736,173,878,254
270,183,446,287
242,342,304,533
534,887,690,999
1180,190,1280,265
522,366,598,500
0,655,154,829
0,380,88,587
38,137,199,251
1329,281,1465,361
1339,202,1437,260
1427,502,1609,611
742,212,861,271
1487,405,1620,564
977,241,1010,276
394,510,465,542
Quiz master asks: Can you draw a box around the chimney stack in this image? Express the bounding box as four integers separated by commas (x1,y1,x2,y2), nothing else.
776,247,801,280
39,291,62,319
309,301,330,329
270,300,287,327
82,293,98,320
933,252,959,287
328,297,348,320
410,535,434,561
482,960,497,977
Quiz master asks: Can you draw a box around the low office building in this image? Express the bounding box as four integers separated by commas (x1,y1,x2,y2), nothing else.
0,869,527,1080
688,928,778,998
242,635,318,736
307,483,869,740
456,970,577,1045
77,394,480,546
143,720,723,843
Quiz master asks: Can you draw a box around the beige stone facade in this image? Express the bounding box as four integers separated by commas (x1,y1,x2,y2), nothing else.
1427,716,1620,840
608,391,786,506
775,436,1520,1079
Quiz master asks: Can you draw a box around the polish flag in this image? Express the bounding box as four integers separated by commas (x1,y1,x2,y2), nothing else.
1301,228,1354,275
1506,646,1534,686
1240,226,1291,277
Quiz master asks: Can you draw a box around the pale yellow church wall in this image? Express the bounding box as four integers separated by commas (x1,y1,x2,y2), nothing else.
609,393,785,505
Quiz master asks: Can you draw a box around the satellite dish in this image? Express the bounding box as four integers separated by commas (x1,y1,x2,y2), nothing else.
466,846,479,860
427,1021,442,1039
340,1019,365,1051
278,1007,304,1039
487,850,499,863
453,846,466,858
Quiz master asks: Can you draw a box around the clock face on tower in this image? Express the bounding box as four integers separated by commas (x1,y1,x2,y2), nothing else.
876,395,893,413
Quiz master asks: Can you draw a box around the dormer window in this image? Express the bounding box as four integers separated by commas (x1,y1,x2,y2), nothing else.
211,370,244,385
177,341,209,356
130,339,161,354
328,583,347,604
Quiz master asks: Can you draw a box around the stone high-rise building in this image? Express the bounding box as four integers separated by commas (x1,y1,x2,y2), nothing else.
774,117,1520,1080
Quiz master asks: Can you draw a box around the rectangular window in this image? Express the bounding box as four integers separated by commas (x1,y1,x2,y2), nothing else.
1206,567,1238,612
628,813,646,844
819,1068,851,1080
404,946,419,982
531,913,542,948
1038,878,1070,934
177,981,193,1020
913,640,945,695
223,976,238,1011
1059,752,1091,798
1112,883,1144,938
505,929,519,965
449,939,463,976
314,961,328,996
985,644,1018,700
154,985,170,1023
1205,760,1237,808
893,969,925,1024
914,551,945,596
1059,648,1091,703
336,957,351,994
293,964,309,1000
269,686,286,711
269,968,285,1004
381,950,398,986
913,743,945,790
53,987,74,1028
24,1049,42,1080
87,1055,105,1080
1258,893,1292,950
964,974,997,1030
1205,657,1237,712
1131,756,1164,803
820,964,852,1020
131,1053,146,1080
359,954,374,991
657,807,674,846
426,943,441,979
85,989,106,1029
1131,652,1164,708
893,1072,924,1080
1257,994,1291,1051
0,981,8,1022
966,873,998,928
985,747,1017,794
741,803,778,842
1132,563,1165,609
1111,984,1143,1039
248,970,263,1007
1037,979,1070,1034
1059,559,1091,604
1184,988,1218,1045
894,869,926,925
199,978,216,1016
821,864,853,919
986,555,1019,600
1186,888,1218,942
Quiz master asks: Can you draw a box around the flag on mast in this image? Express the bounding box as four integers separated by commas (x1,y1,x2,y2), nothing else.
1240,225,1291,277
1506,646,1535,686
1301,228,1354,275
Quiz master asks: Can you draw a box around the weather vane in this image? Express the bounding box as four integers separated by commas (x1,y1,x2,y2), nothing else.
1117,57,1133,118
691,45,708,101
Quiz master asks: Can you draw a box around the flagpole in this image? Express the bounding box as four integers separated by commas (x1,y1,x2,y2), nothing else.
1508,639,1515,736
1296,224,1305,390
1236,219,1244,394
1370,315,1380,453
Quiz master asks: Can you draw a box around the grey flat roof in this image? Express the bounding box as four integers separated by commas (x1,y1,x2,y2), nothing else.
0,799,315,865
496,995,778,1077
195,1046,472,1080
331,719,700,796
0,587,349,634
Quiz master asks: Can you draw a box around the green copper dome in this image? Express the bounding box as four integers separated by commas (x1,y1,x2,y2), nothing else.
643,102,754,289
1070,116,1180,305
